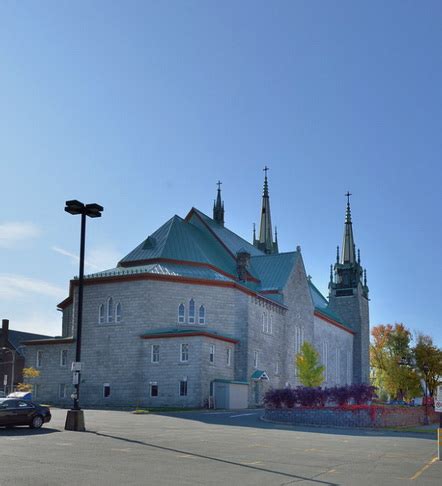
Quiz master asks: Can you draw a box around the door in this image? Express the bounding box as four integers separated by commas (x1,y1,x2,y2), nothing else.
13,401,35,425
0,401,9,425
0,400,17,426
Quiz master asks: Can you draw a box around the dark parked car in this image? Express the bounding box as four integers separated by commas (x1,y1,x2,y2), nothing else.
0,399,51,429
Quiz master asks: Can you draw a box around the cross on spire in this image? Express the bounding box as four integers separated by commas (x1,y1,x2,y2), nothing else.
263,166,269,176
213,180,224,226
345,191,352,205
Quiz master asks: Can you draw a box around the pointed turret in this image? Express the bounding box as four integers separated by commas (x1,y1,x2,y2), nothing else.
253,167,278,254
328,192,370,385
341,192,356,264
213,180,225,226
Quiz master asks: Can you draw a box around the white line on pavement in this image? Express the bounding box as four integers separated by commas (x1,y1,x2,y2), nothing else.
229,413,259,418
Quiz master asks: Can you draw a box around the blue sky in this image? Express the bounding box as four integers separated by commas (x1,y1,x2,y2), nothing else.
1,1,441,345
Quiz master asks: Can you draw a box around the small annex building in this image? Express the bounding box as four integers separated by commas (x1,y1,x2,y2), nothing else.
24,173,370,408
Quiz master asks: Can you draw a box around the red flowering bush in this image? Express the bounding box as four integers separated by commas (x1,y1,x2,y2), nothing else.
264,384,377,409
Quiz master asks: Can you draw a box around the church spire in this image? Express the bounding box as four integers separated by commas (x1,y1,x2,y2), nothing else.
213,180,224,226
341,192,356,264
254,166,278,254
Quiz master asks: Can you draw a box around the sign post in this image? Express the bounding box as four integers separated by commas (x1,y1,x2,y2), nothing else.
435,386,442,461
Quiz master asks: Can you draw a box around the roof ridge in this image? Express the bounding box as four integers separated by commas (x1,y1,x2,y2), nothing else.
192,207,264,254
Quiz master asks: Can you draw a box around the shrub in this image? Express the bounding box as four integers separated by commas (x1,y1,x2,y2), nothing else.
296,387,325,407
350,384,377,405
264,388,297,408
329,386,352,406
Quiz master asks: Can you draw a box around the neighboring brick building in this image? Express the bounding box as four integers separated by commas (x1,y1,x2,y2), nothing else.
24,173,369,408
0,319,51,395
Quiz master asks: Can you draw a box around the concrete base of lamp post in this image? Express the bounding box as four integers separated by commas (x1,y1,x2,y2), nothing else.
65,409,86,431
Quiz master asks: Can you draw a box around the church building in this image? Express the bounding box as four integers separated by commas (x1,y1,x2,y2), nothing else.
23,172,370,408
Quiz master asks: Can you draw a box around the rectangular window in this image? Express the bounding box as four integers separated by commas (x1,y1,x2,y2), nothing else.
209,344,215,364
59,384,66,399
275,358,279,375
33,384,39,398
254,350,259,368
347,351,352,384
269,314,273,335
226,348,231,367
150,382,158,397
103,384,111,398
36,350,43,368
180,343,189,362
151,344,160,363
179,380,188,396
60,349,68,367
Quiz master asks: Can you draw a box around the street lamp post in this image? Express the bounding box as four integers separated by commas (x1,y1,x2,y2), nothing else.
64,200,103,432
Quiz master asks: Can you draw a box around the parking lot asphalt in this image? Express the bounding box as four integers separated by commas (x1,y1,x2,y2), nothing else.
1,408,441,485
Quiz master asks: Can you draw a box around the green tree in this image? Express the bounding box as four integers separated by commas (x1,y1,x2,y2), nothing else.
413,334,442,397
296,341,325,387
370,323,420,401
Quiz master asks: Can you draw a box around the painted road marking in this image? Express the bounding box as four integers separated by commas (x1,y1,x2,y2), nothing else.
229,413,258,418
410,456,438,480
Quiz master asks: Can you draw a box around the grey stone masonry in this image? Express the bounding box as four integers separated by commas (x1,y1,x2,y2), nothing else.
328,282,369,384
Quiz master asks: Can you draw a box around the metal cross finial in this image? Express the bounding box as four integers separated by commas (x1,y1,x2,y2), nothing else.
345,191,352,205
217,180,222,190
263,166,269,176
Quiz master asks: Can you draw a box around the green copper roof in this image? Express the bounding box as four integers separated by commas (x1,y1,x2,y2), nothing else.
251,370,269,380
85,262,233,282
309,281,329,309
250,252,297,291
189,209,264,257
119,215,236,276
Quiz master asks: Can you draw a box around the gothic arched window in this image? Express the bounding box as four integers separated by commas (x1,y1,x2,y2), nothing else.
188,299,195,324
198,305,205,324
178,303,185,324
99,304,105,324
115,303,122,323
107,298,114,323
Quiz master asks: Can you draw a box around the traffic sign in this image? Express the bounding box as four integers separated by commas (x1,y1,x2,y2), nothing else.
71,362,82,372
435,399,442,413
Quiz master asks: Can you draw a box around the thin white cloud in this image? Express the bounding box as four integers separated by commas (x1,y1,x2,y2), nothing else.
0,222,41,248
52,245,120,271
52,246,99,270
0,274,65,300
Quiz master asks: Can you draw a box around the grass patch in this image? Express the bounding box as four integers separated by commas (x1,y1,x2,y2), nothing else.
384,425,438,435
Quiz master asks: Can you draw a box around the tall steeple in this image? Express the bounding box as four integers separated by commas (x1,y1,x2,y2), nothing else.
328,192,370,385
341,192,356,264
253,166,278,254
213,180,225,226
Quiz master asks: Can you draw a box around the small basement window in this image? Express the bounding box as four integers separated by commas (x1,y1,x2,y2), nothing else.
103,384,111,398
150,382,158,397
